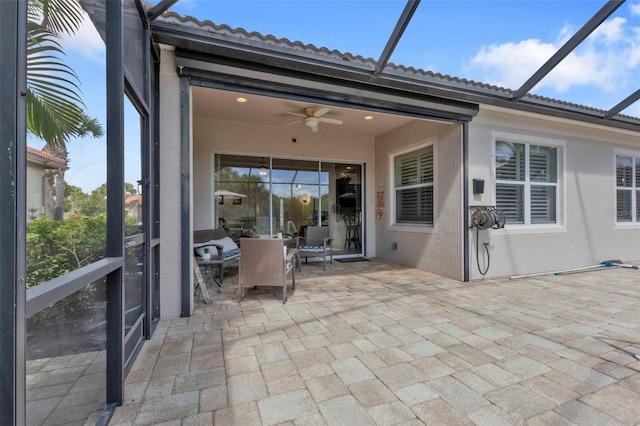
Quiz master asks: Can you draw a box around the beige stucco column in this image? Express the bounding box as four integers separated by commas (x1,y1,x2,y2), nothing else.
158,45,190,318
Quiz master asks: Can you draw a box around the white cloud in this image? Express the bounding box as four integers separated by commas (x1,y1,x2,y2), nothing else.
467,19,640,97
59,11,105,65
592,17,626,43
630,3,640,16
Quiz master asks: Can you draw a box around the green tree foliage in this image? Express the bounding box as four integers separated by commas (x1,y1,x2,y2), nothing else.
26,215,107,288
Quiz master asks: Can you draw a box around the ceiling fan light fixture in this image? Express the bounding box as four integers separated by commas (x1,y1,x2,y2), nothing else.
304,116,319,128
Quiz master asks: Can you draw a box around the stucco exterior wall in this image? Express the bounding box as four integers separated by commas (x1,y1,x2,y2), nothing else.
192,117,377,256
158,46,185,318
26,163,45,222
375,120,464,280
469,107,640,279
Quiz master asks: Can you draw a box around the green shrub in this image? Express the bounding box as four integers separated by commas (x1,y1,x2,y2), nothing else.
26,215,107,288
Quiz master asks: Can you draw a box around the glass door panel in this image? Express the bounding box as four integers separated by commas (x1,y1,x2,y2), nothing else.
335,163,363,255
214,155,271,239
123,96,145,366
214,155,363,257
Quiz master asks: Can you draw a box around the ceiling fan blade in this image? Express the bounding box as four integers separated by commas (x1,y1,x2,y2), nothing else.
319,117,343,125
283,120,301,127
286,112,305,117
314,107,330,118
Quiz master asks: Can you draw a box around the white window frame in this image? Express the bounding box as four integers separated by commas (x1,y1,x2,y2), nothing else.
614,149,640,229
491,131,566,235
389,138,438,233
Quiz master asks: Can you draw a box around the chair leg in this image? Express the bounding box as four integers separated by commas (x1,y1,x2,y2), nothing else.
238,282,243,303
282,283,287,303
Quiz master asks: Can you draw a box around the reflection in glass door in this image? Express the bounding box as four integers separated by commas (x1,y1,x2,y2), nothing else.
214,155,363,257
123,97,146,367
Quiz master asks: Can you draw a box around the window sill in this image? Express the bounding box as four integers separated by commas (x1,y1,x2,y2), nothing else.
389,224,437,234
614,222,640,230
492,224,566,236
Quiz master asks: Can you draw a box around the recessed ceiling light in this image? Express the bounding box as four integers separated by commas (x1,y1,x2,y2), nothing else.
236,97,247,103
364,115,374,120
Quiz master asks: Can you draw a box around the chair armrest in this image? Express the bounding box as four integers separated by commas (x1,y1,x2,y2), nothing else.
211,243,224,256
323,237,332,246
285,248,298,261
294,236,305,248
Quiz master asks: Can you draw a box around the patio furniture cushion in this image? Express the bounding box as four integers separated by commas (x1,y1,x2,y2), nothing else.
296,226,333,269
194,236,239,259
297,245,326,252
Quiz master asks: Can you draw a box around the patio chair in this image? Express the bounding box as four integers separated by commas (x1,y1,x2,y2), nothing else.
193,228,241,282
296,225,333,269
238,238,297,303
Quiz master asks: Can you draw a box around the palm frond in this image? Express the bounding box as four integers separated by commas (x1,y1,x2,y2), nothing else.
30,0,84,36
26,0,104,146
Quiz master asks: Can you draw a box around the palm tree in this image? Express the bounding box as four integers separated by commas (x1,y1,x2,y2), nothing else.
27,0,104,220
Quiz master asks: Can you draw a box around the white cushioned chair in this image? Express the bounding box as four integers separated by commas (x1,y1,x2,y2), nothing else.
296,226,333,269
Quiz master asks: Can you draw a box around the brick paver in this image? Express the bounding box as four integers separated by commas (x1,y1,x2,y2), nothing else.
27,258,640,425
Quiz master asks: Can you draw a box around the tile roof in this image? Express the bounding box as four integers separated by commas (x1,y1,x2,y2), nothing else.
27,146,67,168
153,10,640,127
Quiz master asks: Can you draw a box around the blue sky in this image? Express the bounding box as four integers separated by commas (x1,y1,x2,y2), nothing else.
32,0,640,193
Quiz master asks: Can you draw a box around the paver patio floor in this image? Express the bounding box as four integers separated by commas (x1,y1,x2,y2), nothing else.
110,258,640,425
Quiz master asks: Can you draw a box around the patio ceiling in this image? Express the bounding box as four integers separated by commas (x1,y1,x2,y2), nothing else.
145,0,640,132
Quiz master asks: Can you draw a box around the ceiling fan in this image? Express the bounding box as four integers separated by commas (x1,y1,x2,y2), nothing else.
284,107,343,133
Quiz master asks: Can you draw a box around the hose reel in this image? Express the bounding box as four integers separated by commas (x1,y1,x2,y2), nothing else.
470,206,506,276
470,206,506,230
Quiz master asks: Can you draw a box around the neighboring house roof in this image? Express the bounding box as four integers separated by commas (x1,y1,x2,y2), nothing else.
125,194,142,205
27,146,68,169
150,10,640,132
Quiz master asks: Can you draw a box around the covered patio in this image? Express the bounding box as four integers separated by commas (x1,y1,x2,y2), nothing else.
103,259,640,425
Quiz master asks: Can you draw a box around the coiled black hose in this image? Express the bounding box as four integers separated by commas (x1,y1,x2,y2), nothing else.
476,227,490,276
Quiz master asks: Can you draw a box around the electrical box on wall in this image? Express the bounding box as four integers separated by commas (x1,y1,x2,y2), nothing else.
472,179,484,194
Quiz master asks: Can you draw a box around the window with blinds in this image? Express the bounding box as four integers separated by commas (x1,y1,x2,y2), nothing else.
495,140,558,225
394,146,434,226
616,155,639,222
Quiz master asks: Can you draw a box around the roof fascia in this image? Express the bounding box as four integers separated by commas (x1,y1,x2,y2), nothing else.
382,68,640,131
373,0,421,78
176,53,478,122
513,0,625,101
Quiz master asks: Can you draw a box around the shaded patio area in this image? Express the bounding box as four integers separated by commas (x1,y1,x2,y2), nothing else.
109,258,640,425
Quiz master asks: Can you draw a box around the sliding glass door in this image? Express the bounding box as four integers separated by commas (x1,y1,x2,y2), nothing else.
213,154,363,257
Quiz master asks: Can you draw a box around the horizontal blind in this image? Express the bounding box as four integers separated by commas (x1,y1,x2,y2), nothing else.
616,156,632,187
396,187,434,225
395,146,434,225
530,186,556,224
530,145,557,183
496,184,523,224
617,189,632,222
396,146,433,186
496,141,524,181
